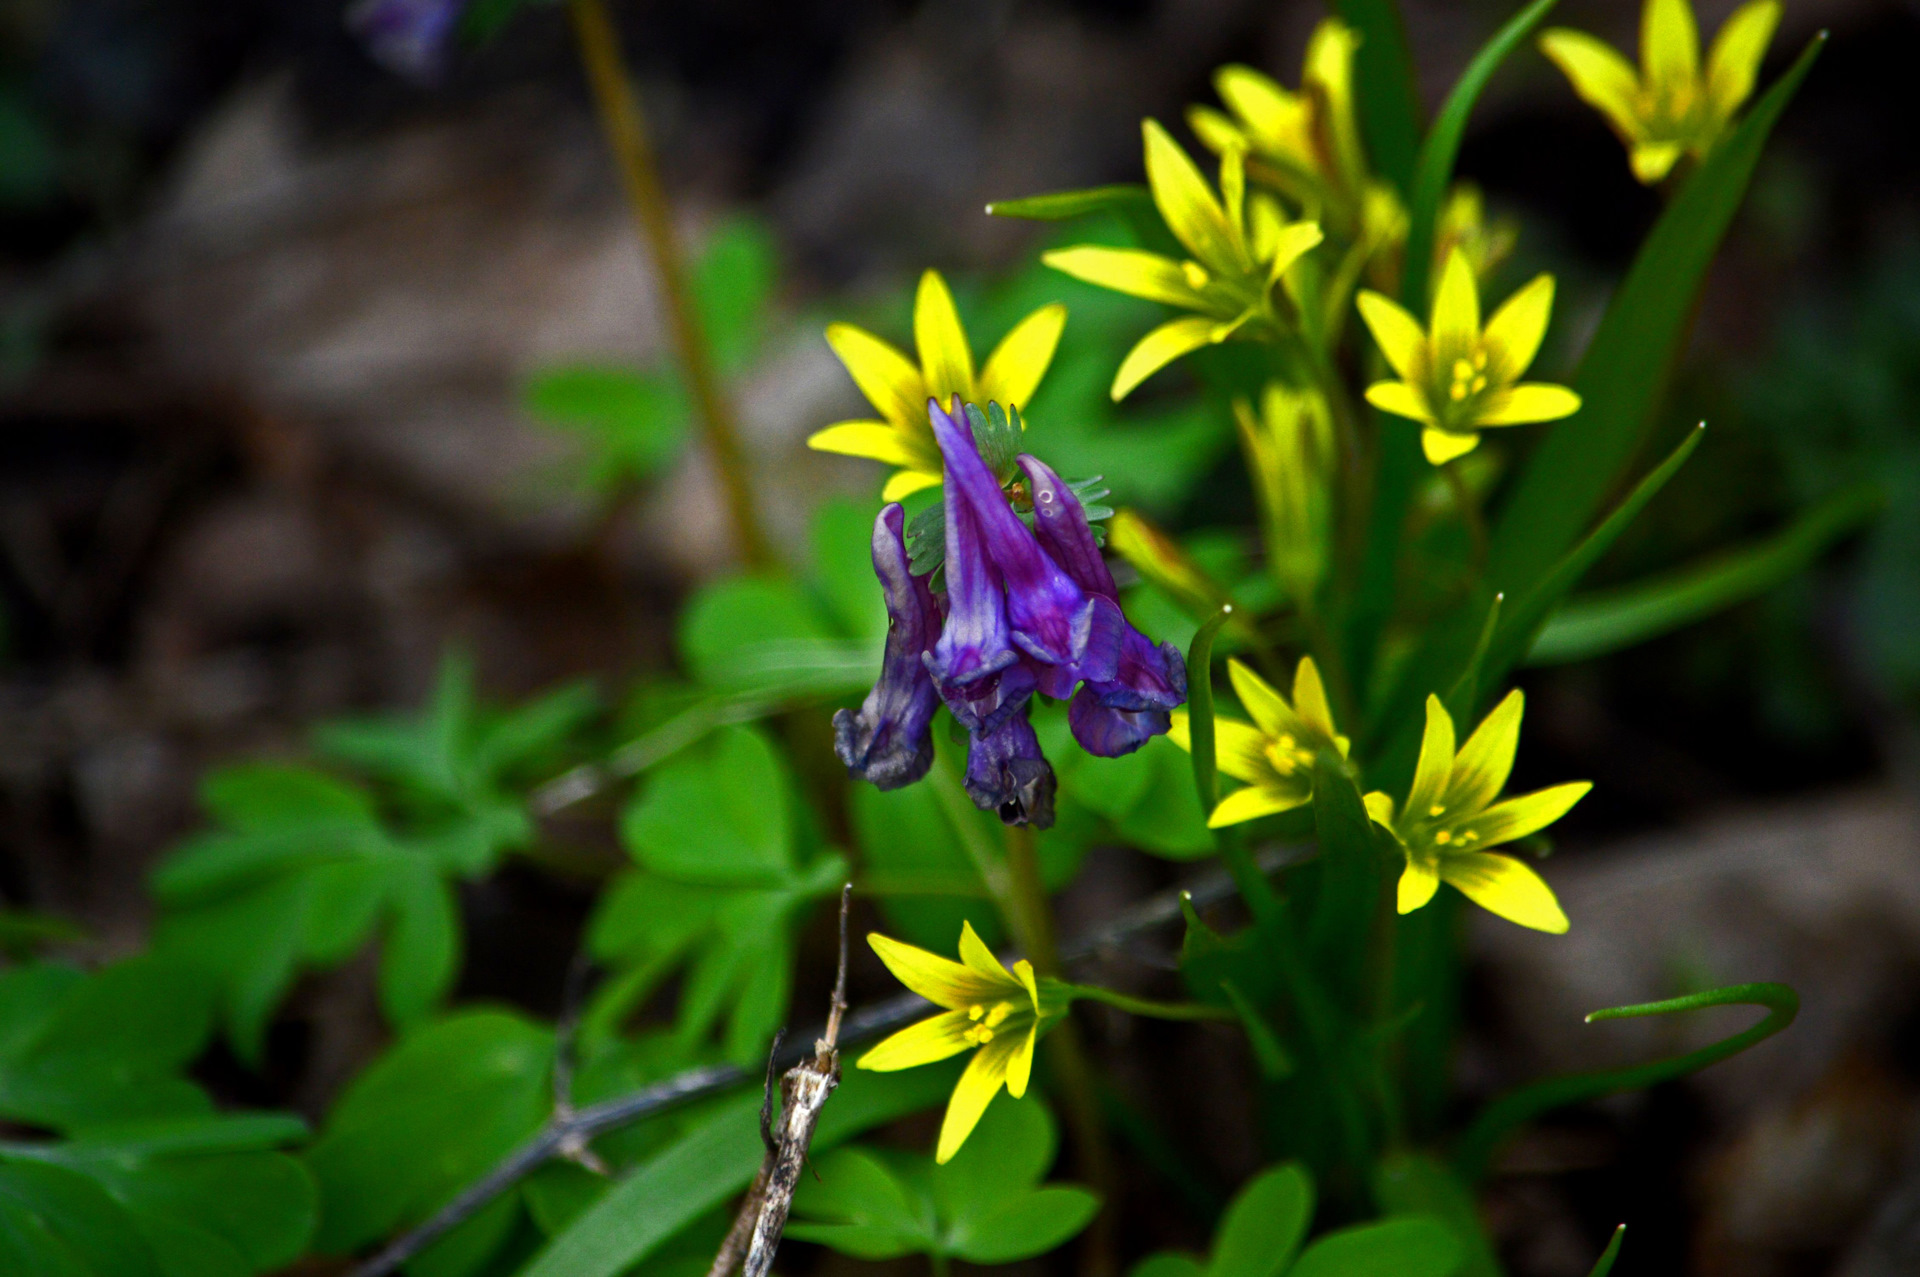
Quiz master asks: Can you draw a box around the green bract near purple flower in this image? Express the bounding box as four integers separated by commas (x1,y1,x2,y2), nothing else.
833,397,1187,829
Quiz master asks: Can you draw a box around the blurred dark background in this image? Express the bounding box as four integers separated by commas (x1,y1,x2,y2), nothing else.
3,1,1920,1274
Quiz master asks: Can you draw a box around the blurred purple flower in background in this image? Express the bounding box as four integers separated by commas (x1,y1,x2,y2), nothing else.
834,397,1187,829
346,0,469,81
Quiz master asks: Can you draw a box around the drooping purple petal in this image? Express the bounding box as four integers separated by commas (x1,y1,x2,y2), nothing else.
929,399,1120,685
964,712,1057,829
1069,686,1172,758
1091,631,1189,712
346,0,467,80
833,504,941,790
1018,454,1117,600
925,462,1028,732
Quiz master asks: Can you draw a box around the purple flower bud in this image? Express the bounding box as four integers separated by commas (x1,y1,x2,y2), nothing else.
929,399,1122,687
1069,687,1172,758
833,505,942,789
346,0,467,80
925,458,1032,734
964,712,1057,829
1017,454,1117,600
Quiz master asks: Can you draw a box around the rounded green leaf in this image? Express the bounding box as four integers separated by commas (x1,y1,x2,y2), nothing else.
1210,1163,1313,1277
948,1186,1101,1263
1290,1217,1463,1277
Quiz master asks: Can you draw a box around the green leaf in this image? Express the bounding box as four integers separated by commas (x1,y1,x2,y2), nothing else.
986,184,1154,221
1401,0,1558,308
1489,35,1826,596
1372,1153,1501,1277
0,1160,161,1277
376,858,461,1029
519,1063,958,1277
524,366,690,493
812,498,888,645
849,781,994,949
1526,483,1881,665
1208,1163,1312,1277
0,910,83,960
692,216,778,375
951,1187,1102,1264
1290,1217,1463,1277
307,1010,553,1259
1587,1225,1626,1277
933,1093,1058,1211
621,725,793,886
1135,1255,1209,1277
1332,0,1423,193
1065,736,1212,859
677,574,843,689
787,1148,932,1259
0,958,214,1132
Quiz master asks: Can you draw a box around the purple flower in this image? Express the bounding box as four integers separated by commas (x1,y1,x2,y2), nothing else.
833,504,943,790
347,0,468,81
930,400,1123,693
924,460,1034,735
964,712,1057,829
1018,453,1186,756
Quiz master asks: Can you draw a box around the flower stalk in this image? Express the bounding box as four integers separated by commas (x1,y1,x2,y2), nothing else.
567,0,773,568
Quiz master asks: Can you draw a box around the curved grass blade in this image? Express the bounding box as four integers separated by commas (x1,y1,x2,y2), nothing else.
1402,0,1559,308
1334,0,1423,193
986,185,1154,221
1490,34,1827,595
1454,982,1798,1182
1184,607,1238,812
1587,1225,1627,1277
1443,592,1503,722
1526,482,1882,665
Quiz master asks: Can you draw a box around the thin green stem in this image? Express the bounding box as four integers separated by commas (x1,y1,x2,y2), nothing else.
928,747,1012,915
1365,870,1406,1148
567,0,772,569
1065,984,1236,1022
1443,459,1487,575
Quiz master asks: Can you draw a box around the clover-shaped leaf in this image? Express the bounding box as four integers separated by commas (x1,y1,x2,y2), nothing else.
788,1094,1100,1264
1130,1162,1461,1277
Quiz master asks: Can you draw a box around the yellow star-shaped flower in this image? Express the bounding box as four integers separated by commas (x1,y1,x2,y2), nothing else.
808,271,1066,501
1168,656,1347,828
1355,248,1582,465
1540,0,1782,185
1184,19,1371,238
857,921,1066,1163
1042,121,1323,401
1364,691,1590,934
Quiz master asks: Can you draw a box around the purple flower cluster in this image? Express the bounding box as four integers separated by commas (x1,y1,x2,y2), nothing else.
346,0,468,81
834,398,1187,828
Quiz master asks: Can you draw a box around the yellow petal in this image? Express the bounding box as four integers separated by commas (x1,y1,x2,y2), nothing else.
1398,859,1441,914
1366,381,1437,426
1356,290,1427,382
1421,427,1481,465
979,304,1067,410
868,932,1005,1009
826,323,926,431
807,421,920,468
1214,718,1276,786
1004,1022,1038,1099
1405,695,1456,825
1363,791,1396,826
1012,959,1043,1016
1440,852,1570,933
1207,782,1309,828
1430,248,1481,356
1445,689,1524,815
956,919,1014,987
1290,657,1338,742
1112,316,1219,401
1142,119,1242,275
1167,711,1191,751
1226,659,1301,743
1041,247,1205,309
1475,383,1582,426
857,1009,978,1071
1481,274,1555,384
1303,18,1367,195
1629,141,1686,184
1539,29,1647,144
1455,781,1593,849
881,469,943,502
1187,103,1245,155
1265,220,1325,286
1705,0,1781,125
1642,0,1701,98
1213,64,1306,155
937,1034,1018,1163
914,270,976,407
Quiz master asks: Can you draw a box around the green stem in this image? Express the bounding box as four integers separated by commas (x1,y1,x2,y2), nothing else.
567,0,773,570
1453,982,1799,1181
1365,870,1405,1148
928,748,1013,915
1002,824,1117,1277
1065,985,1236,1022
1443,459,1487,575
